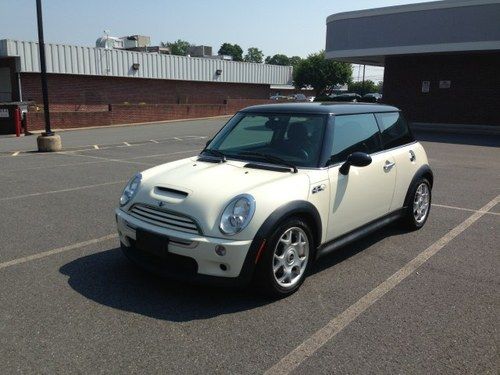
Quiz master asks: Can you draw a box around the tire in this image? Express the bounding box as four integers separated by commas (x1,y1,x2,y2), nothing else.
253,217,314,298
402,178,432,230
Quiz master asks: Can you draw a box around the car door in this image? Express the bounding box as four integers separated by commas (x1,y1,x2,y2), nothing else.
326,113,397,241
374,111,420,211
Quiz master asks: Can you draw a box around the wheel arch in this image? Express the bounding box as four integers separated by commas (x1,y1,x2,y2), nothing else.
403,164,434,208
237,200,322,284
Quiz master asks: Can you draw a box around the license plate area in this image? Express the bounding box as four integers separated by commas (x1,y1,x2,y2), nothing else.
135,229,169,257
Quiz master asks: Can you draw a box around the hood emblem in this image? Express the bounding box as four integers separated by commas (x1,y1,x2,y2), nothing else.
157,200,165,208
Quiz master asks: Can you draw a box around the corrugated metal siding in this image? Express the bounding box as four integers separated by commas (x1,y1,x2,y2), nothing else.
1,40,293,85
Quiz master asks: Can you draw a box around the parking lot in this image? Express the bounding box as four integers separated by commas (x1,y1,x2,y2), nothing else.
0,118,498,374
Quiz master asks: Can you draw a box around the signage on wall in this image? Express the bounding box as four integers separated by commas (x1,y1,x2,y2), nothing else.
0,109,9,118
421,81,430,93
439,80,451,89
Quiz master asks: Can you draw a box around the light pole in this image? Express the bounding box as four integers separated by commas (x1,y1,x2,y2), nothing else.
35,0,61,151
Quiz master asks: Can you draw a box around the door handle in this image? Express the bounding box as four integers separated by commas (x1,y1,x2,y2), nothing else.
383,161,396,171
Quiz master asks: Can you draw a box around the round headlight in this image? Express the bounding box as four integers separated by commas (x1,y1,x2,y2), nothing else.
119,173,142,206
219,194,256,235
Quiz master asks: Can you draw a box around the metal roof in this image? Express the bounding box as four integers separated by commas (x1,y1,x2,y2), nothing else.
0,39,293,85
241,102,399,115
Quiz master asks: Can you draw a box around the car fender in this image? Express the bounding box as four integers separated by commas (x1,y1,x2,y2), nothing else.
403,164,434,208
237,200,322,284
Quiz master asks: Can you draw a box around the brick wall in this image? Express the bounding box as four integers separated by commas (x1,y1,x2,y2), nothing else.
383,52,500,125
26,100,274,131
21,73,270,105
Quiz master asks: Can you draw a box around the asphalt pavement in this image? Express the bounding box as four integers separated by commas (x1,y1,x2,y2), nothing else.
0,118,498,374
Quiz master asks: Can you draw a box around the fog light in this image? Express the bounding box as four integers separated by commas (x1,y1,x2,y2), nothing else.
215,245,226,256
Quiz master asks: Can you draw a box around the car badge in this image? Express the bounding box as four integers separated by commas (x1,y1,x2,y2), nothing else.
157,201,165,208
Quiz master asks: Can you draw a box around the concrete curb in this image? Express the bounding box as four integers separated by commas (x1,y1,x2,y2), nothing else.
411,122,500,136
26,115,233,134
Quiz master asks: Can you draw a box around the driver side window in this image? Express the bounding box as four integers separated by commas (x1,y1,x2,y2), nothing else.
330,114,381,164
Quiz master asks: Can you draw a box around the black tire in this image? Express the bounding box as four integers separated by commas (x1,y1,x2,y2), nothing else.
253,217,314,298
402,178,432,230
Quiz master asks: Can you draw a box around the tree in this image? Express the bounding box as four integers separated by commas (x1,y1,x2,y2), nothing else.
265,54,290,66
244,47,264,63
348,80,378,95
161,40,191,56
293,51,352,96
289,56,302,69
218,43,243,61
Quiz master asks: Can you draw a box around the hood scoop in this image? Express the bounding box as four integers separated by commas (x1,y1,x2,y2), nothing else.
154,186,189,203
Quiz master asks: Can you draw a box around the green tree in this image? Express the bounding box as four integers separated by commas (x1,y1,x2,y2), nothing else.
293,51,352,96
218,43,243,61
161,40,191,56
244,47,264,63
348,80,378,95
265,54,290,66
289,56,302,69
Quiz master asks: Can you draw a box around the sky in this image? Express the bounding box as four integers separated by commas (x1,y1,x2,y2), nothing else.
0,0,436,82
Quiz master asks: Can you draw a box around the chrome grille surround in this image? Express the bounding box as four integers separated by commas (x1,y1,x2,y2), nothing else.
128,204,202,235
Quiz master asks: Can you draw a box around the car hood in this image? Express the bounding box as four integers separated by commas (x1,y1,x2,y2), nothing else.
129,157,312,238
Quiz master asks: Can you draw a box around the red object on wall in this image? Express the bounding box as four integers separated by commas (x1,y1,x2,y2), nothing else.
14,107,21,137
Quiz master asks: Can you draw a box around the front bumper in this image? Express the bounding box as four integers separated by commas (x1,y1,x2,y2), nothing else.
115,208,253,281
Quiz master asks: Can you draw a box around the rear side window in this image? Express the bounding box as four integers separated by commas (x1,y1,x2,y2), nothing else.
330,114,381,164
375,112,414,149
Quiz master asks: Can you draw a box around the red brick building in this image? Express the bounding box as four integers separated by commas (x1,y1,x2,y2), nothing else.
325,0,500,127
0,40,292,132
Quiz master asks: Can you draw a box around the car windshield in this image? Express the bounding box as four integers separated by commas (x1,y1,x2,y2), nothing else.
205,112,327,168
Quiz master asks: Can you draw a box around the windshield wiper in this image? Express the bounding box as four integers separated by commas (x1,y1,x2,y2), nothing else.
200,148,226,162
238,151,298,173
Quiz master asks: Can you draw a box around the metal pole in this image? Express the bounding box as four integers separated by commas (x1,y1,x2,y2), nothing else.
36,0,53,135
362,64,366,95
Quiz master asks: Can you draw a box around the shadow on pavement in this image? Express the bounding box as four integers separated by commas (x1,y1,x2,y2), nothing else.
60,223,409,322
413,131,500,148
59,247,271,322
312,224,408,274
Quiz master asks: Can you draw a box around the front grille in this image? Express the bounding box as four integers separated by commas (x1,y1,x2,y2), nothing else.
129,204,201,235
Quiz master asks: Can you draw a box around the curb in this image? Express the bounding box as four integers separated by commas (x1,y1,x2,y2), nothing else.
25,115,232,134
411,122,500,136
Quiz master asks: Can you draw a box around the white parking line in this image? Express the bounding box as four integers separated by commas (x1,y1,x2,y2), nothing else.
265,194,499,375
150,140,159,143
93,145,99,149
0,234,118,271
129,148,201,160
0,180,126,202
123,142,131,146
12,151,20,156
433,203,500,216
60,151,153,166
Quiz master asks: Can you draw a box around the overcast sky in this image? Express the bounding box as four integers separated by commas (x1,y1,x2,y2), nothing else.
0,0,436,82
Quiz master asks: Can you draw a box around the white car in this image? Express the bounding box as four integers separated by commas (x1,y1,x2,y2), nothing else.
116,103,433,297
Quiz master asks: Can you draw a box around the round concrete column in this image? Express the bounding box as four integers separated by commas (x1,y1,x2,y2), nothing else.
37,133,62,152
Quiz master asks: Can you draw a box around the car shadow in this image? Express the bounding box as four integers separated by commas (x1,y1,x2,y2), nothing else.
59,247,272,322
311,223,408,274
60,224,408,322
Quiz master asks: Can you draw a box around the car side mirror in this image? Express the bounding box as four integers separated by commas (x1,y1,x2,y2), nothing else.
339,152,372,175
205,139,212,147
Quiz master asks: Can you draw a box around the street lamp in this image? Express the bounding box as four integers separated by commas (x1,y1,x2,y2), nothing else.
35,0,61,151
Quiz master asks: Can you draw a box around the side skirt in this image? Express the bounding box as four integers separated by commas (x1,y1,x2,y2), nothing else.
316,209,405,260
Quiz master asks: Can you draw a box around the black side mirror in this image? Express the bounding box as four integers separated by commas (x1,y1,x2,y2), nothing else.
339,152,372,175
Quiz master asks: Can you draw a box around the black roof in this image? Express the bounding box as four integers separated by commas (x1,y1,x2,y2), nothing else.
240,102,399,115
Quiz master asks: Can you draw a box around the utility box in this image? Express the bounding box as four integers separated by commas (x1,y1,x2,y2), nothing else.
0,104,16,135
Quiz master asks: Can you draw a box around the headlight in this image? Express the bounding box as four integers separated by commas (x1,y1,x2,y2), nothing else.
219,194,256,235
119,173,142,206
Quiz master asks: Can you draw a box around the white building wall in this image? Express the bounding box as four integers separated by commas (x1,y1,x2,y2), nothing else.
1,40,293,85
